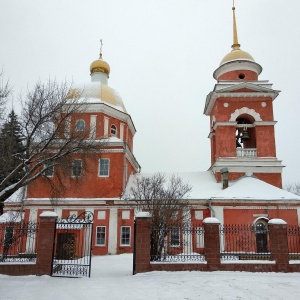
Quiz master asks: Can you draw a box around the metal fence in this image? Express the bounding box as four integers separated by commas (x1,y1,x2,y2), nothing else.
287,225,300,260
0,221,38,262
220,224,271,261
150,225,205,262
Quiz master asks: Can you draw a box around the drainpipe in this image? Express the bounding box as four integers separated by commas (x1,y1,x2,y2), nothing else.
123,142,127,191
220,168,229,189
208,198,215,217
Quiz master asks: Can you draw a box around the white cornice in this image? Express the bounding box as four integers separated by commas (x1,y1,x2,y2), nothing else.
210,157,284,174
213,60,263,80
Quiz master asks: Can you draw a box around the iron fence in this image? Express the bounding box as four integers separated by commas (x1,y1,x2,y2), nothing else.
287,225,300,260
150,225,205,262
0,221,38,262
220,224,271,261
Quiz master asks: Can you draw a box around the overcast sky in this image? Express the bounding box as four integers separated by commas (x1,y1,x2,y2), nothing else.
1,0,299,185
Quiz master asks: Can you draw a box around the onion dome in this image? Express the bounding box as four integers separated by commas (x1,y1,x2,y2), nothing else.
90,53,110,77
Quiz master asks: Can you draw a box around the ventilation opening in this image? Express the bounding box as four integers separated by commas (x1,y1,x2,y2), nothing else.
238,73,245,79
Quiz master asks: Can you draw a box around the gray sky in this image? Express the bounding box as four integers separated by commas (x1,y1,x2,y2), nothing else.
1,0,299,185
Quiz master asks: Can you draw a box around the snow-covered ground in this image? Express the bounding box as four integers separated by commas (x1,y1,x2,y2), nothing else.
0,254,299,300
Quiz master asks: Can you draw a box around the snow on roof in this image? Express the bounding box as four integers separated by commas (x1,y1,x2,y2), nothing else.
124,171,222,200
5,187,26,203
124,172,300,202
0,211,23,223
212,176,300,201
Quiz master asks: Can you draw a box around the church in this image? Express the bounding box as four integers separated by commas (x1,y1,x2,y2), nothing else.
4,5,300,255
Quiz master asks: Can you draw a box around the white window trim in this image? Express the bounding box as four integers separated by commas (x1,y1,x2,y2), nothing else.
96,226,106,246
98,158,110,177
120,226,131,246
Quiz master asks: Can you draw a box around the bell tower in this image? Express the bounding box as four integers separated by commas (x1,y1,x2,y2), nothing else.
204,4,284,188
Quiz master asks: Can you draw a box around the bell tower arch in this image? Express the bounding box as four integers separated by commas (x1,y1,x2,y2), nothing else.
204,4,283,188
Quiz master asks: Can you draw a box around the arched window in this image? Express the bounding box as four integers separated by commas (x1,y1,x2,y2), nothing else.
110,124,117,136
75,120,85,131
236,116,256,149
255,220,268,253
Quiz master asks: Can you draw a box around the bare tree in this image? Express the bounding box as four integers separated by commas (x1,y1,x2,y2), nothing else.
0,71,11,119
129,173,192,259
285,183,300,196
0,80,103,204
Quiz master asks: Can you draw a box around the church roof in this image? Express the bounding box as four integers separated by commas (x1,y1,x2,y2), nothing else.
68,82,127,113
212,176,300,201
124,172,300,202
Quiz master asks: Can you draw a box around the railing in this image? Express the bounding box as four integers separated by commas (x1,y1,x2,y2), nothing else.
287,225,300,260
220,224,271,261
150,225,205,262
0,221,38,262
236,148,257,158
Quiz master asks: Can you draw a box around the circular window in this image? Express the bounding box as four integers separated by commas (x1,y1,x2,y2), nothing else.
238,73,245,79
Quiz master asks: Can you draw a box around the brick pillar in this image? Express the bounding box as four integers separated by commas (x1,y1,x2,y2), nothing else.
36,212,58,276
133,212,152,274
203,217,221,270
268,219,289,272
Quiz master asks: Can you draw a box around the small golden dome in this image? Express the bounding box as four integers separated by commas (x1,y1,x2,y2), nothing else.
220,49,255,66
90,54,110,76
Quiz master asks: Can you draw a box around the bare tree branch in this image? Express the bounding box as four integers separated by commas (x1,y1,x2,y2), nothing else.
0,79,104,203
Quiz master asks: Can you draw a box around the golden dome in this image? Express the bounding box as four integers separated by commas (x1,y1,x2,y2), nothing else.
90,54,110,76
220,49,255,65
67,83,127,113
219,5,255,66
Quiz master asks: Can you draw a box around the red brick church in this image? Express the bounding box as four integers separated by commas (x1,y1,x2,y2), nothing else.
4,5,300,255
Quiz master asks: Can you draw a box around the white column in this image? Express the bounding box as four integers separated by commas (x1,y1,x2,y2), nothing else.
104,117,109,137
108,207,118,254
120,123,125,141
90,115,97,139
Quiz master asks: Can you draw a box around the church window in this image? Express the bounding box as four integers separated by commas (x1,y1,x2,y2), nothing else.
96,226,106,246
169,226,180,247
99,159,110,177
120,226,131,246
238,73,245,79
110,124,117,136
72,159,82,177
75,120,85,131
43,161,54,177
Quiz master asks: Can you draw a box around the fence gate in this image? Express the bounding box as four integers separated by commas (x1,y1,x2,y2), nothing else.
51,211,94,278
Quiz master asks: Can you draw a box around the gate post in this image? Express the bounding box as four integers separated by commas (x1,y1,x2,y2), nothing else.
36,212,58,276
203,217,221,271
268,218,289,272
133,212,152,274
